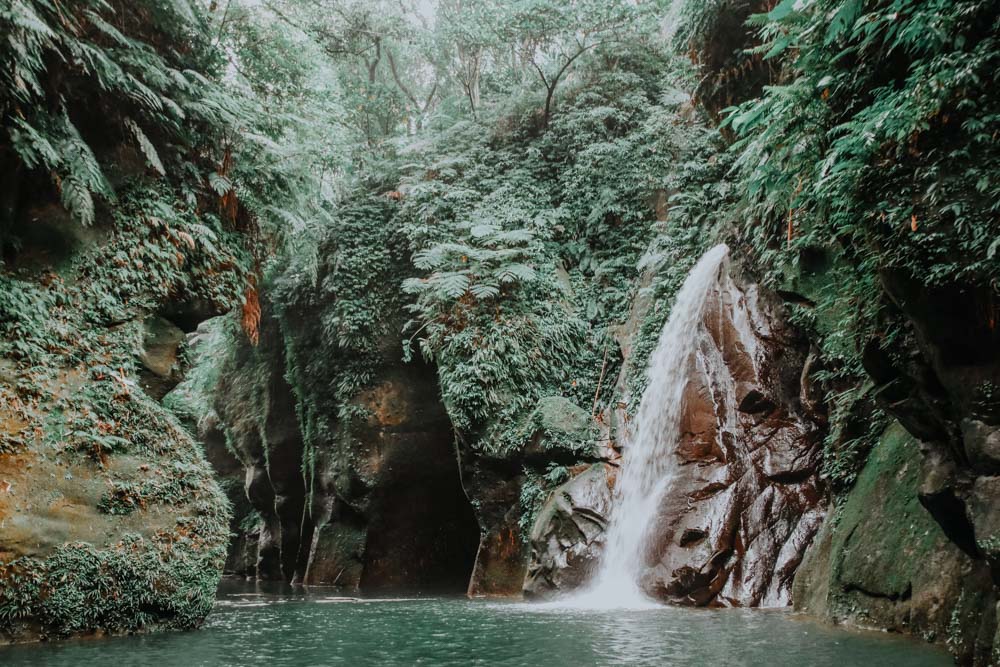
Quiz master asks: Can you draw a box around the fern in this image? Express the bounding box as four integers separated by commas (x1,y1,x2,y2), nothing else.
125,119,166,176
495,263,536,284
60,177,97,227
0,0,266,228
209,173,233,196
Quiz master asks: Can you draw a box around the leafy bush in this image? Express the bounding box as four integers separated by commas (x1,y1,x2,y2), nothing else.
725,0,1000,358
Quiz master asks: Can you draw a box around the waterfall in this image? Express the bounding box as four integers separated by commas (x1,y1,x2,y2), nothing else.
573,243,730,609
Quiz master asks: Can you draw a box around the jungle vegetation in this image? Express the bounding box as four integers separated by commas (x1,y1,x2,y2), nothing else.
0,0,998,639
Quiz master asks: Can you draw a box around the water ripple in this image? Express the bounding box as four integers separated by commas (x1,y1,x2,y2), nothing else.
0,581,951,667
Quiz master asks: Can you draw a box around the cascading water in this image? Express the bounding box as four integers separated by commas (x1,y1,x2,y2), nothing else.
572,243,730,609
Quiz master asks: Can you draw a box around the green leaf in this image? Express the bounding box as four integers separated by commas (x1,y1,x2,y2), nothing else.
988,237,1000,260
825,0,862,45
209,173,233,196
433,272,471,298
470,283,501,299
60,177,96,226
125,119,165,176
768,0,797,21
494,263,536,284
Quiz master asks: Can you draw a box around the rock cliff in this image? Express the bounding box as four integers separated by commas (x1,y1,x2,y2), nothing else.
524,264,827,606
0,205,235,643
785,253,1000,665
173,206,481,592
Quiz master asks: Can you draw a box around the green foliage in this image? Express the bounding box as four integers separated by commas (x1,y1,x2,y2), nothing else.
0,273,63,363
0,530,226,637
239,508,264,535
0,0,235,225
99,461,208,516
518,463,571,535
271,194,409,508
392,49,715,454
163,318,235,427
278,195,405,421
0,184,249,372
818,379,890,489
726,0,1000,325
84,186,250,321
98,481,145,516
697,0,1000,495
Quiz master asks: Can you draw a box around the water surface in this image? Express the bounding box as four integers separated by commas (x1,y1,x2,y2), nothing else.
1,581,951,666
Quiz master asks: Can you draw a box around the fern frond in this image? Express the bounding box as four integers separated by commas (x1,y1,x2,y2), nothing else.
59,176,96,226
209,172,233,196
83,10,130,47
9,117,59,169
431,271,471,298
469,282,501,299
125,118,165,176
494,263,536,284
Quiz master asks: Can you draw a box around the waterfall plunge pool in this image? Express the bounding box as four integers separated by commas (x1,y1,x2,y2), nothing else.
1,580,951,666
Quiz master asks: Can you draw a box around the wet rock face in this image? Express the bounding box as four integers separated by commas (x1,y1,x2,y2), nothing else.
525,270,826,605
774,252,1000,662
651,276,825,606
137,316,185,400
870,273,1000,566
210,304,310,582
794,423,994,666
204,298,480,593
463,457,531,597
464,397,600,597
523,463,613,595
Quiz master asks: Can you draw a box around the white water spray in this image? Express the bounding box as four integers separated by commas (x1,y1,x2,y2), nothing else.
571,243,730,609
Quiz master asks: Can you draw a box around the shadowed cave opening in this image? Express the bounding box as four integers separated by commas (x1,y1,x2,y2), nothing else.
354,361,481,594
357,424,482,594
209,344,481,595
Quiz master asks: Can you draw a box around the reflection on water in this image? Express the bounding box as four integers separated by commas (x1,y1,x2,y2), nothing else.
0,580,951,666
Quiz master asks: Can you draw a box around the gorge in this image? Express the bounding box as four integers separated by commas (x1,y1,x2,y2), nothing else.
2,0,999,666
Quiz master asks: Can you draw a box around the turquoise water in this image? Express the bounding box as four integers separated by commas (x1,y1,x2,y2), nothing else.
1,581,951,666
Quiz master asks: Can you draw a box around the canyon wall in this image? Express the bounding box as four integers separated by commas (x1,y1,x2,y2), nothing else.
782,253,1000,665
169,212,481,593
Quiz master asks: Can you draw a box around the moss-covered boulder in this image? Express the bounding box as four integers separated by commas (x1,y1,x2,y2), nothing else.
520,396,596,459
0,184,243,643
794,422,996,663
0,357,229,643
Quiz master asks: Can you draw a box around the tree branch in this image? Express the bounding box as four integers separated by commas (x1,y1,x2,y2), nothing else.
386,48,420,108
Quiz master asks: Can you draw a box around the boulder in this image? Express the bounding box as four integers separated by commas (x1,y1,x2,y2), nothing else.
523,463,613,596
137,316,185,399
463,394,603,597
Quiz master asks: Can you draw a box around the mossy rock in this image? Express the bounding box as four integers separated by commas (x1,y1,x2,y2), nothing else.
0,365,230,643
794,421,990,658
830,423,945,598
521,396,596,459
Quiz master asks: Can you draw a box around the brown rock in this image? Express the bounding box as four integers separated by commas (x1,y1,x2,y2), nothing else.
523,268,827,606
